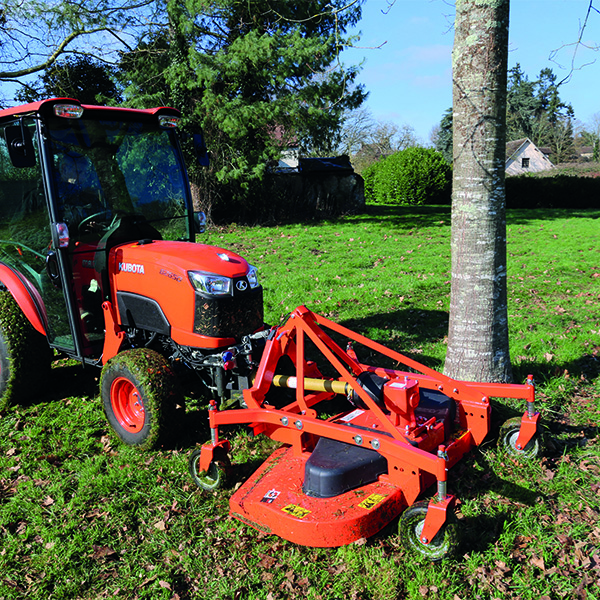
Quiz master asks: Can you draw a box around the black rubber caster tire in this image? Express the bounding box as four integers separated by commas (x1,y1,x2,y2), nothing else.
399,500,458,562
499,416,543,459
189,447,229,492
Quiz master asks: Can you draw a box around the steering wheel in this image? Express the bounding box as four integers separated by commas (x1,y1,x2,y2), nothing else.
78,210,113,234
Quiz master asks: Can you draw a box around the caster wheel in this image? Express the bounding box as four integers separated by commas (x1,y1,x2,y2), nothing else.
499,416,543,459
189,447,229,492
399,500,458,561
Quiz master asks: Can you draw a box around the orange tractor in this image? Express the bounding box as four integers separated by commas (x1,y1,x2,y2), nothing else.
0,99,542,560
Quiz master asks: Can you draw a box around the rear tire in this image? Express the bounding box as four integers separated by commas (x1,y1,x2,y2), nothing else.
101,348,181,450
0,291,51,411
499,416,543,459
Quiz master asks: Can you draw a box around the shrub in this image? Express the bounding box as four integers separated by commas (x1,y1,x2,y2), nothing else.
364,147,451,205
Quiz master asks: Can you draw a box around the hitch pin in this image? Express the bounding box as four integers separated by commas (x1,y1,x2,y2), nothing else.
208,399,219,445
526,374,536,418
437,445,449,502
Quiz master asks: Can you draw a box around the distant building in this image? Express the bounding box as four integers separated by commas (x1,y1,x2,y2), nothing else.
506,138,554,175
577,146,594,161
271,125,300,171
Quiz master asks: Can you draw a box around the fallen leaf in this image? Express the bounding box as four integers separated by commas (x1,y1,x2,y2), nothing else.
531,556,545,570
92,545,117,560
258,554,277,569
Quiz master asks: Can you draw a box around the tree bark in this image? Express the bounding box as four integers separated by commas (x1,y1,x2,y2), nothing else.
444,0,512,383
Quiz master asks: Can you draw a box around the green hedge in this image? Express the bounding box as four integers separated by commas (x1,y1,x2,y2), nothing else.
363,147,451,206
506,174,600,209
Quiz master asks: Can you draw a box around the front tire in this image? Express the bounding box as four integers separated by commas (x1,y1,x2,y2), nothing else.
399,500,458,562
0,291,51,411
189,447,229,492
100,348,180,450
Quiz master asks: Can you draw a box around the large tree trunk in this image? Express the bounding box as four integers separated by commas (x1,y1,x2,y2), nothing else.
444,0,512,383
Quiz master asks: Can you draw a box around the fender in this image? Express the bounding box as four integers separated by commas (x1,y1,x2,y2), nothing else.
0,262,48,336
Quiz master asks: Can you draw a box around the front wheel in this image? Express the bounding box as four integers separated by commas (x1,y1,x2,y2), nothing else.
399,500,458,562
499,416,542,459
100,348,181,450
189,447,229,492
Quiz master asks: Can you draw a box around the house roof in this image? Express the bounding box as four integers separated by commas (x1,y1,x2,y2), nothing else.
506,137,553,160
506,138,529,160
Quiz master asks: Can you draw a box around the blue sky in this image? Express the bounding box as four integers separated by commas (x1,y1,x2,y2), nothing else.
345,0,600,143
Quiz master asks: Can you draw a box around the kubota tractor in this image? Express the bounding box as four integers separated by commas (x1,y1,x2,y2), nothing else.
0,99,543,560
0,98,268,449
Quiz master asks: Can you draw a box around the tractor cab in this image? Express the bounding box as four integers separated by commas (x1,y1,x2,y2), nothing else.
0,98,260,367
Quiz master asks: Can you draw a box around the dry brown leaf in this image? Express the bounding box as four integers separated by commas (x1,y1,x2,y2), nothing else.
531,556,545,570
92,545,117,560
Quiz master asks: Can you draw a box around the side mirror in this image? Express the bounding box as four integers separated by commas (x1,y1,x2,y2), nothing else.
4,120,36,168
193,133,210,167
193,211,206,234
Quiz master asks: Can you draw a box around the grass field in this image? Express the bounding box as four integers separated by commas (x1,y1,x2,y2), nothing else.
1,205,599,599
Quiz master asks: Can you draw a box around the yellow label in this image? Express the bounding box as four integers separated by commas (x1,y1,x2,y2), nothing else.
282,504,311,519
358,494,386,510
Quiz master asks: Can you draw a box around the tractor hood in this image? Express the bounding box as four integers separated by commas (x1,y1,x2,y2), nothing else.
112,239,251,279
108,239,263,349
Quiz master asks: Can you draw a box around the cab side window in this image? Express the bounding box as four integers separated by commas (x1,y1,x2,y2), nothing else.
0,118,49,272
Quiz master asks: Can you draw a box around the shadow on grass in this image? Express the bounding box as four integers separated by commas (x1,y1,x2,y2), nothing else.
258,204,600,230
35,361,100,404
337,307,449,370
350,205,600,228
459,510,512,555
506,207,600,225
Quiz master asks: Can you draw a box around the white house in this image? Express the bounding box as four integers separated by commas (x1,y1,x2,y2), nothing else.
506,138,554,175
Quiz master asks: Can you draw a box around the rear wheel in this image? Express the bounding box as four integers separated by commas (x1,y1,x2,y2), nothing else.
0,291,51,411
499,416,542,459
101,348,181,450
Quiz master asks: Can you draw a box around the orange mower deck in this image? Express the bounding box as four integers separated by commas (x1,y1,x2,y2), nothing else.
191,306,541,554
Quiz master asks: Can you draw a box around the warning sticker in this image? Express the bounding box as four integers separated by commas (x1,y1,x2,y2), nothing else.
282,504,311,519
339,409,364,423
260,489,281,504
358,494,387,510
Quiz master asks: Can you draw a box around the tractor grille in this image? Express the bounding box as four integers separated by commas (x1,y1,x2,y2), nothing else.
193,286,264,341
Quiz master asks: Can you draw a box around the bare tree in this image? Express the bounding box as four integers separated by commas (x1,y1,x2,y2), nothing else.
341,107,419,172
444,0,512,383
0,0,157,104
336,107,376,156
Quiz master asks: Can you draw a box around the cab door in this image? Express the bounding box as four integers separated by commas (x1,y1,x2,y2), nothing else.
0,116,84,355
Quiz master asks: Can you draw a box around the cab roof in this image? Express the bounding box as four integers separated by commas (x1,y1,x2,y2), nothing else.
0,98,181,120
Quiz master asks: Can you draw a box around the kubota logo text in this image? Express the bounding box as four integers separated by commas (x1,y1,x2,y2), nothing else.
119,262,145,274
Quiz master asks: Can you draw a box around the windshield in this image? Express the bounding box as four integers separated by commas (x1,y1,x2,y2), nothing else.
47,116,191,242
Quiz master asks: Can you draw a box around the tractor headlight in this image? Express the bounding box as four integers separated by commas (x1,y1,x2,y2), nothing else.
247,264,259,289
189,271,232,296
